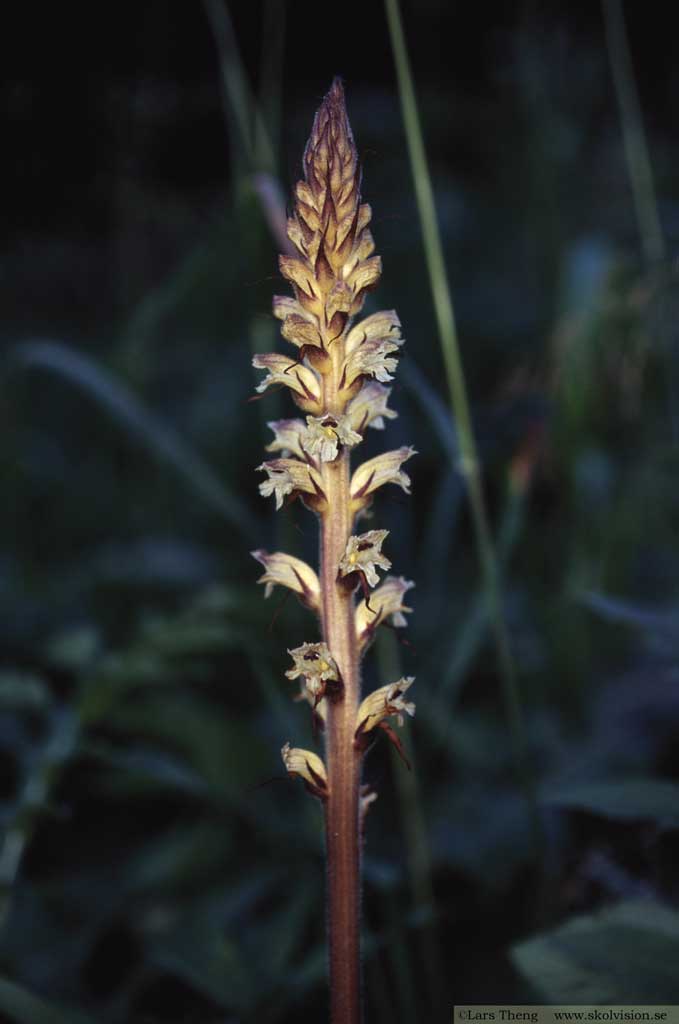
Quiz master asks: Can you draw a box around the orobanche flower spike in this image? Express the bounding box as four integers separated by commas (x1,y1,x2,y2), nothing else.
251,79,415,1023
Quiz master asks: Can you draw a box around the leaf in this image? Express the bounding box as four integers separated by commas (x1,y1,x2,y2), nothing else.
0,976,97,1024
540,778,679,828
577,589,678,635
11,340,257,540
512,900,679,1001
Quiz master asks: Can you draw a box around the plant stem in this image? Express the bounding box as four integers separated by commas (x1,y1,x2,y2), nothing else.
319,353,362,1022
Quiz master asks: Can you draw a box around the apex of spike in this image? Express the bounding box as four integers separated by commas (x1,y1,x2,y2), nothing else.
303,78,357,196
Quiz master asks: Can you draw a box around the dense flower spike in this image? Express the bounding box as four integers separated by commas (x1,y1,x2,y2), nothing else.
251,80,416,1022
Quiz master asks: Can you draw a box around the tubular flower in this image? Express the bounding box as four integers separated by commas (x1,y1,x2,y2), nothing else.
273,296,324,354
257,458,325,511
355,575,414,646
302,413,362,463
285,641,340,701
281,743,328,799
346,381,397,433
355,678,416,737
341,336,403,391
251,549,320,609
350,446,416,507
265,419,308,461
339,529,391,588
345,309,402,356
252,352,322,412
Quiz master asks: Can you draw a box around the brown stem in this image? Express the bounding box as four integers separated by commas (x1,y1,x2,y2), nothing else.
320,429,362,1020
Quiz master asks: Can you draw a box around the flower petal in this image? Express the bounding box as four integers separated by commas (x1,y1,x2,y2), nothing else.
265,419,308,460
346,382,398,433
339,530,391,588
281,742,328,795
285,641,339,699
341,337,403,389
355,576,414,644
251,549,320,608
345,309,401,356
257,458,324,510
302,413,362,463
252,352,321,405
350,447,416,504
355,677,416,736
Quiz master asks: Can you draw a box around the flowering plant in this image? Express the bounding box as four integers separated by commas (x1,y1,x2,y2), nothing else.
252,79,415,1022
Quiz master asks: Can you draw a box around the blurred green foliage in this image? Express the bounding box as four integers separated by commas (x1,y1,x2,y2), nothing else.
2,1,679,1021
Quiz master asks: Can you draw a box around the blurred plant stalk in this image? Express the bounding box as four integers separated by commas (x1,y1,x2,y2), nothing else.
384,0,543,852
252,80,416,1022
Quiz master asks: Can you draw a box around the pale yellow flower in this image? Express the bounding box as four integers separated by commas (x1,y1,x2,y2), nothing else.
338,530,391,588
265,419,308,461
251,549,320,608
355,575,414,644
272,295,323,351
355,677,416,737
344,309,402,356
252,352,321,410
350,447,416,509
281,742,328,797
285,641,339,699
341,336,402,389
346,382,397,433
257,458,324,510
302,413,362,463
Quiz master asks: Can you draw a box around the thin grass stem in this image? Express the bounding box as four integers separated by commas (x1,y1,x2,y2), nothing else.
602,0,665,267
383,0,541,850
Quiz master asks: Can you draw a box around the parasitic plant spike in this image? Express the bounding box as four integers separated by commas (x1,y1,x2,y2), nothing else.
251,79,415,1024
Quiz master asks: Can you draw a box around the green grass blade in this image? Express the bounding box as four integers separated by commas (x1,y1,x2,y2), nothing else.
603,0,665,266
202,0,276,174
384,0,540,845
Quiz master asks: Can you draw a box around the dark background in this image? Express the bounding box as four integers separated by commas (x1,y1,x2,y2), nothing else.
2,2,679,1022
